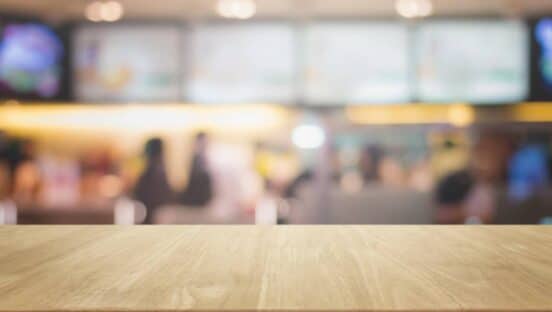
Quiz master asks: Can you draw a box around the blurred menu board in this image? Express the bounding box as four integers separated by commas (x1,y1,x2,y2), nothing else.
73,24,181,102
415,20,528,104
303,22,410,105
187,23,295,104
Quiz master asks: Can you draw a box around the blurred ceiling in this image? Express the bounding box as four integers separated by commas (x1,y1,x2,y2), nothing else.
0,0,551,22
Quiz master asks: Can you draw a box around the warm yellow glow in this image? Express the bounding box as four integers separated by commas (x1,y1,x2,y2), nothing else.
0,103,292,135
447,104,475,127
5,102,552,137
345,103,473,125
511,103,552,122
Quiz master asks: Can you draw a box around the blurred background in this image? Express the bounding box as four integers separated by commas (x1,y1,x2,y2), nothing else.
1,0,552,225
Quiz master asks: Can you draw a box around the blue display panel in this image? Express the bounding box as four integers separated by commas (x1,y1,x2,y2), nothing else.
0,21,64,99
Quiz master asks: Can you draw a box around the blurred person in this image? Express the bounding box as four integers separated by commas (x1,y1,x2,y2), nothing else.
180,132,213,207
428,131,471,181
284,144,341,198
0,163,9,200
434,166,496,224
255,179,279,225
408,158,433,192
434,169,474,224
461,131,513,223
0,132,7,160
328,144,342,183
38,155,80,208
284,169,314,198
358,144,384,185
253,141,271,183
5,138,33,175
472,131,514,184
507,134,550,202
10,139,41,204
339,170,364,193
379,156,406,187
12,160,41,204
252,141,277,207
80,146,120,202
464,180,496,224
253,142,298,192
0,132,10,199
134,138,174,224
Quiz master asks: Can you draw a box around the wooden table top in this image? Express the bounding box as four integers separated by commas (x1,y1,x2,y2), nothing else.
1,226,551,312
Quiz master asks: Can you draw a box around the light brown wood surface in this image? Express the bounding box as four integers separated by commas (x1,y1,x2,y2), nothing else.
0,226,551,311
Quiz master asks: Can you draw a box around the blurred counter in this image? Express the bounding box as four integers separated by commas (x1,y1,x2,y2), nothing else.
16,206,115,224
1,226,551,311
8,199,146,224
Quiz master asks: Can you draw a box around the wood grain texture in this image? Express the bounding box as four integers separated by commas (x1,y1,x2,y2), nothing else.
0,226,551,312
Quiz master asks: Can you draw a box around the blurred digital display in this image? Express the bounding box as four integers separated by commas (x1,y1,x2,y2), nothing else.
416,20,528,104
535,19,552,86
303,22,411,105
187,23,295,104
73,25,181,102
531,18,552,100
0,22,63,99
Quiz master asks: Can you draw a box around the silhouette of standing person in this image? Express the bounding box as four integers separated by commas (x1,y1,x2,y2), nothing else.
134,138,173,224
180,132,213,207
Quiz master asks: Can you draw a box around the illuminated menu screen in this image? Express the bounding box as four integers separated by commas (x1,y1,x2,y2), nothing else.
303,22,411,105
73,25,181,102
0,21,64,99
187,23,295,104
415,20,528,104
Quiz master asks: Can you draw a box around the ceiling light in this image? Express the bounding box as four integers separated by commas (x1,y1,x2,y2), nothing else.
85,1,124,22
85,1,103,22
395,0,433,19
102,1,124,22
216,0,256,19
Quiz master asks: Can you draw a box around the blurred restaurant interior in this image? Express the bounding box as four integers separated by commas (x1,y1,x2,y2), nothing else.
2,0,552,225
